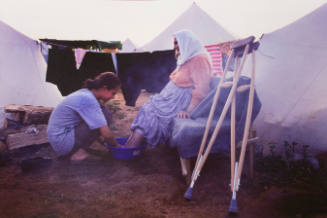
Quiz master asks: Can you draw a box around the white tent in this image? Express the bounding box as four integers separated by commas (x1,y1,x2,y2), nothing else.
0,20,63,124
244,3,327,153
141,3,235,51
120,38,137,53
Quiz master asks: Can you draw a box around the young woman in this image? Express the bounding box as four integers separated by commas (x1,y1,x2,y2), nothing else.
47,72,120,161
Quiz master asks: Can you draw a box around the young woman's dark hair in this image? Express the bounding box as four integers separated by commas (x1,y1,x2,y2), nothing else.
83,72,120,90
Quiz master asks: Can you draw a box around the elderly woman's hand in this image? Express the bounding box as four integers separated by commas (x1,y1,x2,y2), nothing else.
177,110,191,119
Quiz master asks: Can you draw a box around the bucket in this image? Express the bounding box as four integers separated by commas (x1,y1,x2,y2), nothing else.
104,137,146,160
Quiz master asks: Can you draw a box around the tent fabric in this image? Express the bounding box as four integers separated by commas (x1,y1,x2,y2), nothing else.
242,3,327,153
120,38,137,53
141,3,234,52
169,76,262,158
0,20,63,108
40,39,122,50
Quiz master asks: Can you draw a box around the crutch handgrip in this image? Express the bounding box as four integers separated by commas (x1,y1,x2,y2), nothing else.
236,84,251,92
221,81,233,88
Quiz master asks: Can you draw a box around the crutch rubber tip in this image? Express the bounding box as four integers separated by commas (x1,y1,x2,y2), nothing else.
228,199,238,214
184,187,193,200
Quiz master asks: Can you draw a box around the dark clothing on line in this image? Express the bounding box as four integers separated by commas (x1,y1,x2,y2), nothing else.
46,48,116,96
46,47,79,96
116,50,176,106
78,52,116,82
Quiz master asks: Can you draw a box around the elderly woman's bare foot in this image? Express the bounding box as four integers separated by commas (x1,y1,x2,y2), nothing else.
126,131,145,147
70,148,90,161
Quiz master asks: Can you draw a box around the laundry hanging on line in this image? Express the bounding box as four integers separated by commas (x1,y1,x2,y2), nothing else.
204,44,223,76
74,48,87,69
46,46,116,96
116,50,176,106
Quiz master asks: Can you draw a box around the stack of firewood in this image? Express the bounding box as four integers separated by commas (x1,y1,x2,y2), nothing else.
0,105,53,151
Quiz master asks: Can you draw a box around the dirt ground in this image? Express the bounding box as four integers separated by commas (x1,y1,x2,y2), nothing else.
1,91,327,218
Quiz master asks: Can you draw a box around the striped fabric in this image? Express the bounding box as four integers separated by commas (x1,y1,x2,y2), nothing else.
205,44,223,76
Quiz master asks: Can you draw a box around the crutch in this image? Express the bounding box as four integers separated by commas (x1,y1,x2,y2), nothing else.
228,49,256,214
184,36,255,200
229,56,240,193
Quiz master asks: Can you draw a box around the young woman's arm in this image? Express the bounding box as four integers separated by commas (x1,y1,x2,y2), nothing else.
99,125,119,146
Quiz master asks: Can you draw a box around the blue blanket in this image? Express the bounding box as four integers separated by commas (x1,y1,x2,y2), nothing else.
169,76,262,158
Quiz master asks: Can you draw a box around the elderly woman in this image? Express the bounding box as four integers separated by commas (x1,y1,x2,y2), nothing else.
127,30,212,147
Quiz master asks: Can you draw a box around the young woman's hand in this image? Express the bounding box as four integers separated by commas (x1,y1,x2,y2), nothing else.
177,110,191,119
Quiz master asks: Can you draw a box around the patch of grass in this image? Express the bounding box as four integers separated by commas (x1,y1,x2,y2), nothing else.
255,141,327,190
254,141,327,217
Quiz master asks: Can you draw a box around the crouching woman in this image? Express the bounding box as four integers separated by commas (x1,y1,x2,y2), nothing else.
47,72,120,161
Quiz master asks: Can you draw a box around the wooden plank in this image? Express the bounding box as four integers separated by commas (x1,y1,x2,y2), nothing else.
23,111,52,124
3,118,24,129
1,124,22,136
13,112,24,122
6,124,48,150
4,104,53,113
4,104,53,124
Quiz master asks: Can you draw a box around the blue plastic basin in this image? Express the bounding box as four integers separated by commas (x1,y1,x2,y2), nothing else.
104,137,146,160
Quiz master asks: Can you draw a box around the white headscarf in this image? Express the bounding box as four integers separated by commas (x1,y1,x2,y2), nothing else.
173,30,209,66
